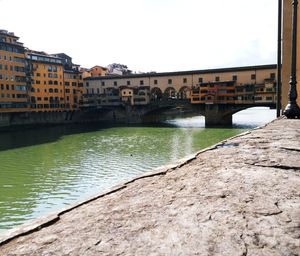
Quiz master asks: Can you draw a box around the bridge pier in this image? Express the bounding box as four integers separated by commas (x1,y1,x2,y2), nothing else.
204,104,233,126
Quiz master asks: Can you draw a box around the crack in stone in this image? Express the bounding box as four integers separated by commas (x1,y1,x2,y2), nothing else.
94,240,102,246
240,233,248,256
280,146,300,152
240,209,249,256
245,162,300,171
254,164,300,171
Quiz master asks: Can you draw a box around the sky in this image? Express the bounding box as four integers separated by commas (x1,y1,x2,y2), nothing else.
0,0,278,73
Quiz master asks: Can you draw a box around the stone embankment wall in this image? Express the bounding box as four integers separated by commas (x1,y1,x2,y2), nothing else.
0,118,299,255
0,107,157,129
0,112,75,128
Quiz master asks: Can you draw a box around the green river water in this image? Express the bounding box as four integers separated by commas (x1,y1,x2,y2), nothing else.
0,108,276,232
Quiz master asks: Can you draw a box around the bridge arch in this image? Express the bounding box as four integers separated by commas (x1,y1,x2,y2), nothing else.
164,87,177,99
150,87,163,100
178,86,190,99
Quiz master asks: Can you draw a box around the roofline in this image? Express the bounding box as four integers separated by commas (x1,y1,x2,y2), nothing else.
91,65,108,70
84,64,277,81
0,30,19,39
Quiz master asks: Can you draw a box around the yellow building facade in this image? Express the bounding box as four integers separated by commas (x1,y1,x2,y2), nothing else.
282,0,300,108
0,30,28,112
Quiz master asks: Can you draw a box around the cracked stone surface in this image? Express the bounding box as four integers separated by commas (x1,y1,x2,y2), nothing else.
0,118,299,255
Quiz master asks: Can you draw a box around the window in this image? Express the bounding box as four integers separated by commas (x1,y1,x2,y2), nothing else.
101,81,105,86
168,79,172,84
86,82,89,87
251,74,256,80
37,73,41,77
154,80,158,85
114,81,117,86
198,77,203,83
48,66,52,72
266,96,273,101
127,81,131,85
183,78,187,83
215,76,220,82
140,80,144,85
48,73,52,78
270,73,275,79
232,75,237,81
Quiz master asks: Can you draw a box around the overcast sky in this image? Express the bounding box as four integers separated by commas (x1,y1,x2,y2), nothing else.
0,0,278,72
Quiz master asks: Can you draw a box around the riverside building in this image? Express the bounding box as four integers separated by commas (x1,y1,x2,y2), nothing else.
0,30,28,112
26,50,65,111
26,51,84,112
53,53,84,111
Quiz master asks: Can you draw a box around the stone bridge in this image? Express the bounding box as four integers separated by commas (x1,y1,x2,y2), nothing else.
81,100,276,126
144,100,276,126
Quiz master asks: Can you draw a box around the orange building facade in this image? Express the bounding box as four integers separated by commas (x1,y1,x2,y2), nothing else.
25,51,84,112
0,30,28,112
63,69,84,111
26,51,65,111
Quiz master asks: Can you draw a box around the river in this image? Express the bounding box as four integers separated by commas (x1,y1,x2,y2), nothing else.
0,107,276,232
